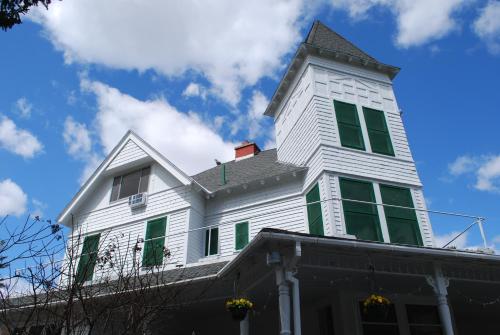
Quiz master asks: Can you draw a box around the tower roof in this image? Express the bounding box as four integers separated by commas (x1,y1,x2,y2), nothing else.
264,20,400,117
305,20,380,65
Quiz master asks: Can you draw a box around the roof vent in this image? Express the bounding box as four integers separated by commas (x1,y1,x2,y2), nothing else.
235,141,260,161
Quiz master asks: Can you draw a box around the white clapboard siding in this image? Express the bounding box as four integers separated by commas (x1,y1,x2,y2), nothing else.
411,188,434,247
312,64,414,161
74,186,191,233
186,191,206,263
328,173,346,236
320,145,421,187
72,207,189,282
107,139,149,171
207,195,306,259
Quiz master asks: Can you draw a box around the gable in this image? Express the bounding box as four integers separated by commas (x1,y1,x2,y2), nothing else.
58,131,195,225
107,139,148,171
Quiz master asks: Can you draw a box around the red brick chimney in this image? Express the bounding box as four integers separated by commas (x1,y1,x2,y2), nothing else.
235,141,261,160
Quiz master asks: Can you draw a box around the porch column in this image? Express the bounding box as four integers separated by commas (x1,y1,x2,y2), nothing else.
276,267,292,335
426,264,454,335
240,313,249,335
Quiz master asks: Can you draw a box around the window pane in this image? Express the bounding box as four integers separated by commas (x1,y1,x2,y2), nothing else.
345,212,382,241
339,124,366,150
110,176,121,202
145,218,166,240
368,130,394,156
306,184,324,236
380,185,422,246
76,234,100,283
143,238,165,267
363,107,394,156
363,107,388,131
209,228,218,255
340,179,382,242
139,167,151,193
362,325,399,335
409,326,442,335
317,305,335,335
360,302,398,323
235,222,249,250
335,101,359,125
406,305,441,325
119,170,141,199
334,100,365,151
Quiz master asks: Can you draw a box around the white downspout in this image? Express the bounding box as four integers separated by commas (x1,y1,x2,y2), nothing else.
286,241,302,335
286,272,301,335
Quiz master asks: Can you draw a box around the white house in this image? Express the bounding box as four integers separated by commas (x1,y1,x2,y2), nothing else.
52,21,500,335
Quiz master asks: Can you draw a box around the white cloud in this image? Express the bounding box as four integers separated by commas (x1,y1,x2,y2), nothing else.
182,83,208,100
434,231,468,248
448,155,476,176
15,97,33,118
63,116,92,158
473,1,500,55
448,154,500,193
0,115,43,159
31,198,47,219
330,0,470,47
0,179,28,217
247,90,270,140
476,155,500,192
81,79,236,175
31,0,305,105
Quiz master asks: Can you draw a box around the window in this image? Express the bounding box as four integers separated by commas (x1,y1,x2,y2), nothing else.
363,107,394,156
110,166,150,202
204,227,219,256
235,222,249,251
317,305,335,335
380,185,423,246
142,217,167,267
339,178,382,242
76,234,100,283
359,302,399,335
406,305,442,335
334,100,365,150
306,184,324,236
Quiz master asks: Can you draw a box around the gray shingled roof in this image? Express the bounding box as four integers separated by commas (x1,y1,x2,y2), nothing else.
191,149,306,193
306,20,380,65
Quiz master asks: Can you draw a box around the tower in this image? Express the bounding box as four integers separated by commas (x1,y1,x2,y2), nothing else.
266,21,433,247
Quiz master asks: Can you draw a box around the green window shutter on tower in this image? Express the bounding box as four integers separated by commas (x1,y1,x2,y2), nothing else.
76,234,100,284
235,222,249,250
380,185,423,246
306,184,324,236
142,217,167,267
339,178,383,242
334,100,365,151
363,107,394,156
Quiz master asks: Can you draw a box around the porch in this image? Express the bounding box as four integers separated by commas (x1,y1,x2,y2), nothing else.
152,229,500,335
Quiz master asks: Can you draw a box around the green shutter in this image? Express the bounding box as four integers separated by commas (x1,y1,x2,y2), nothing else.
235,222,249,250
334,100,365,150
204,229,210,257
209,228,219,255
380,185,422,246
76,234,100,283
363,107,394,156
306,184,324,236
142,217,167,267
339,178,382,242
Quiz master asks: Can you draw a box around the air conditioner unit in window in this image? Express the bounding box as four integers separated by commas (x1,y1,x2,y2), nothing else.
129,193,147,209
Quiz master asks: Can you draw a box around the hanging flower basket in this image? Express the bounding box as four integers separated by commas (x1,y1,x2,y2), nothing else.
363,294,391,319
225,298,254,321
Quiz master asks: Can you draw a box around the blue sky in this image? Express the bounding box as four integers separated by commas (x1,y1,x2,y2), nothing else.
1,0,500,252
